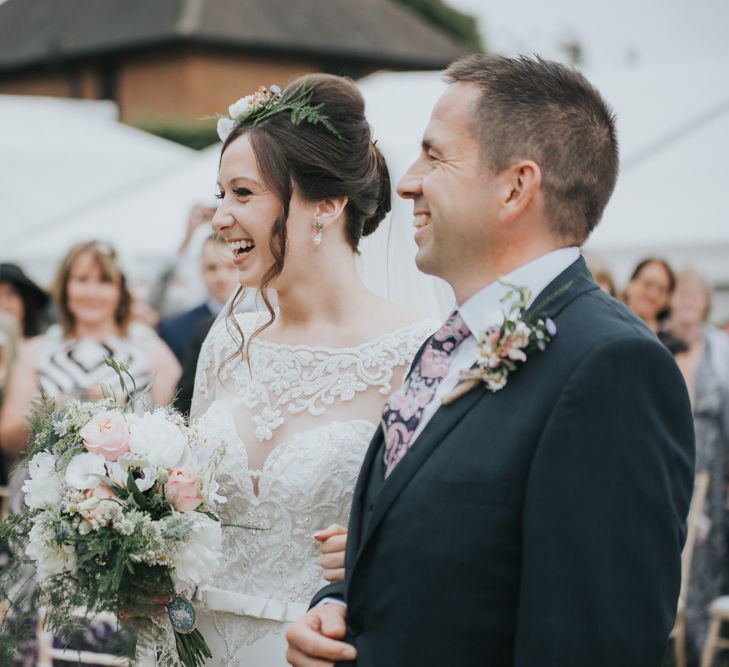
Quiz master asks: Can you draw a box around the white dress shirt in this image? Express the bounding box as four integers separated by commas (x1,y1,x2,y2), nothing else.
408,247,580,444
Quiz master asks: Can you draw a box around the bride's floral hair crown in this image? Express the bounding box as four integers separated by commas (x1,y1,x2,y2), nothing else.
216,84,343,142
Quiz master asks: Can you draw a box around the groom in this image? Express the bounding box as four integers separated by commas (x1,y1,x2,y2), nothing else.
286,55,694,666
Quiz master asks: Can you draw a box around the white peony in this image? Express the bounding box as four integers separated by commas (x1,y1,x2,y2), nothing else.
23,452,64,509
26,520,76,581
228,95,253,120
65,452,106,490
129,412,187,469
171,514,221,589
216,117,235,142
106,460,129,486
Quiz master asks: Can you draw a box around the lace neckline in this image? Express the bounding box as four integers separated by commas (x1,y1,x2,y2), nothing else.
244,319,429,354
196,316,437,444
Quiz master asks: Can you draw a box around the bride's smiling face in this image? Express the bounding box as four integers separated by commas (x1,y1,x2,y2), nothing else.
213,133,314,290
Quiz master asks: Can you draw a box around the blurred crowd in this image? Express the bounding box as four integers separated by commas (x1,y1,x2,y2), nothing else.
0,205,249,663
0,210,728,663
585,254,729,666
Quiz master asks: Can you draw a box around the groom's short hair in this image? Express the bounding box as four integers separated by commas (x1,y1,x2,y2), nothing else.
444,55,618,245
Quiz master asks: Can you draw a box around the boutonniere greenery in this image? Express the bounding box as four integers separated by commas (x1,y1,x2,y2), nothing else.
443,281,561,405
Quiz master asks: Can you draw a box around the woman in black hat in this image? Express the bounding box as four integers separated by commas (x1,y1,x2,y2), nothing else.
0,262,50,339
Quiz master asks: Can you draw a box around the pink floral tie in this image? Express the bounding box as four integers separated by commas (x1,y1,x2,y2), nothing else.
382,311,471,478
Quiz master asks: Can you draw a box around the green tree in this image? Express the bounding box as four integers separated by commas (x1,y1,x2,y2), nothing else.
395,0,484,52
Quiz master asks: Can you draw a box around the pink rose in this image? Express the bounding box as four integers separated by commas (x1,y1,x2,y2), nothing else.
80,411,130,461
165,470,203,512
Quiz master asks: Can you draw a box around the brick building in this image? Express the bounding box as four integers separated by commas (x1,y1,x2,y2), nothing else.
0,0,467,126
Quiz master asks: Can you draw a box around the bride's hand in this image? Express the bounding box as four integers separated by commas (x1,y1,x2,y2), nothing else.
315,524,347,582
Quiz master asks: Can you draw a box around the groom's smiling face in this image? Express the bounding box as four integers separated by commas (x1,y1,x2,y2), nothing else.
397,82,503,303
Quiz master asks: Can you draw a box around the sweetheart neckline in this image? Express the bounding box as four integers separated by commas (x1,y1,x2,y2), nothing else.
201,403,378,500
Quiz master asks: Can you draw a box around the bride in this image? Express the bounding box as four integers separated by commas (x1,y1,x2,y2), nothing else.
187,74,435,666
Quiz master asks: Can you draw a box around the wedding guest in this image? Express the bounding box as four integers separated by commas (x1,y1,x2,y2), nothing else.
0,262,50,339
625,257,686,354
0,240,181,456
158,233,239,363
668,268,729,665
161,233,243,416
0,241,181,662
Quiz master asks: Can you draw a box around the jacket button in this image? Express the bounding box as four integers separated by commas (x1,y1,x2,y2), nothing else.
347,616,363,636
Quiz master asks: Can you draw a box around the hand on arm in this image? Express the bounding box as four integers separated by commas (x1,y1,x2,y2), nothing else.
315,524,347,582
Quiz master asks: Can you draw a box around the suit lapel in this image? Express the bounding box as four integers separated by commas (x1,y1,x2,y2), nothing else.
346,336,431,570
353,384,486,569
350,256,600,576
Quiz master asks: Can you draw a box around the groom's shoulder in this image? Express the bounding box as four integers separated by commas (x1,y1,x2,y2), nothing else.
560,287,671,360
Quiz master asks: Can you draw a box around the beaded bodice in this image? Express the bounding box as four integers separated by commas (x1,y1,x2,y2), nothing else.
190,313,435,658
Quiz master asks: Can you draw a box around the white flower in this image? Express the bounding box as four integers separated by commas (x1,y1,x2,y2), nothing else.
106,460,129,486
23,452,63,509
170,514,221,589
65,452,106,490
129,412,188,469
134,467,157,492
228,95,253,120
216,117,235,142
511,321,531,349
26,520,76,581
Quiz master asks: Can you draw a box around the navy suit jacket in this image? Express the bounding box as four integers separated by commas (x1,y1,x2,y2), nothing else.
312,257,695,667
158,303,213,364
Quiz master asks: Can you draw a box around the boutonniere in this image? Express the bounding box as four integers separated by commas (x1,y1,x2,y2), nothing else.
442,281,558,405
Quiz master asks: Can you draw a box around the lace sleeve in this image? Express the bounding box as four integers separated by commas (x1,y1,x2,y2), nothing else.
190,311,263,423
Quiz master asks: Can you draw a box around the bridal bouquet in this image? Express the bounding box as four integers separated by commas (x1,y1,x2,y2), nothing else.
0,359,226,667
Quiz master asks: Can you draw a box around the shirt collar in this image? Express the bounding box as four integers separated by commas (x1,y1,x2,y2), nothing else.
459,247,580,336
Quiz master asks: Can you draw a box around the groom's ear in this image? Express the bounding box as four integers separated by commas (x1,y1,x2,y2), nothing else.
498,160,542,224
314,197,349,228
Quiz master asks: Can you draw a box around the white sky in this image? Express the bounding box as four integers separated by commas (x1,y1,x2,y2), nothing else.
448,0,729,67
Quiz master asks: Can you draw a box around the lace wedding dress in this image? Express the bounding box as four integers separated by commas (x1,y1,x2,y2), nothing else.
185,312,434,666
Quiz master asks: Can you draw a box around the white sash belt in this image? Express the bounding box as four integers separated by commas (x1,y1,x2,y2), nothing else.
198,586,308,622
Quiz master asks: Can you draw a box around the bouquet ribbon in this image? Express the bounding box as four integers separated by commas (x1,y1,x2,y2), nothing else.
198,587,308,622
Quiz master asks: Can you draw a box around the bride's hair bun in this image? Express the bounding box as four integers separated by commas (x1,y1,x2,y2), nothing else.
360,141,391,238
222,73,391,250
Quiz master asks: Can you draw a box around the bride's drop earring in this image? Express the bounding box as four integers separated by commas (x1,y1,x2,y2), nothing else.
313,219,324,246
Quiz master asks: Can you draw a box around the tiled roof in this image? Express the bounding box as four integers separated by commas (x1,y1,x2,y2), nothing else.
0,0,468,71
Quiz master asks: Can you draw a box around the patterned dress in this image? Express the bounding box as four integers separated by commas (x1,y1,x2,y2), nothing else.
684,335,729,665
